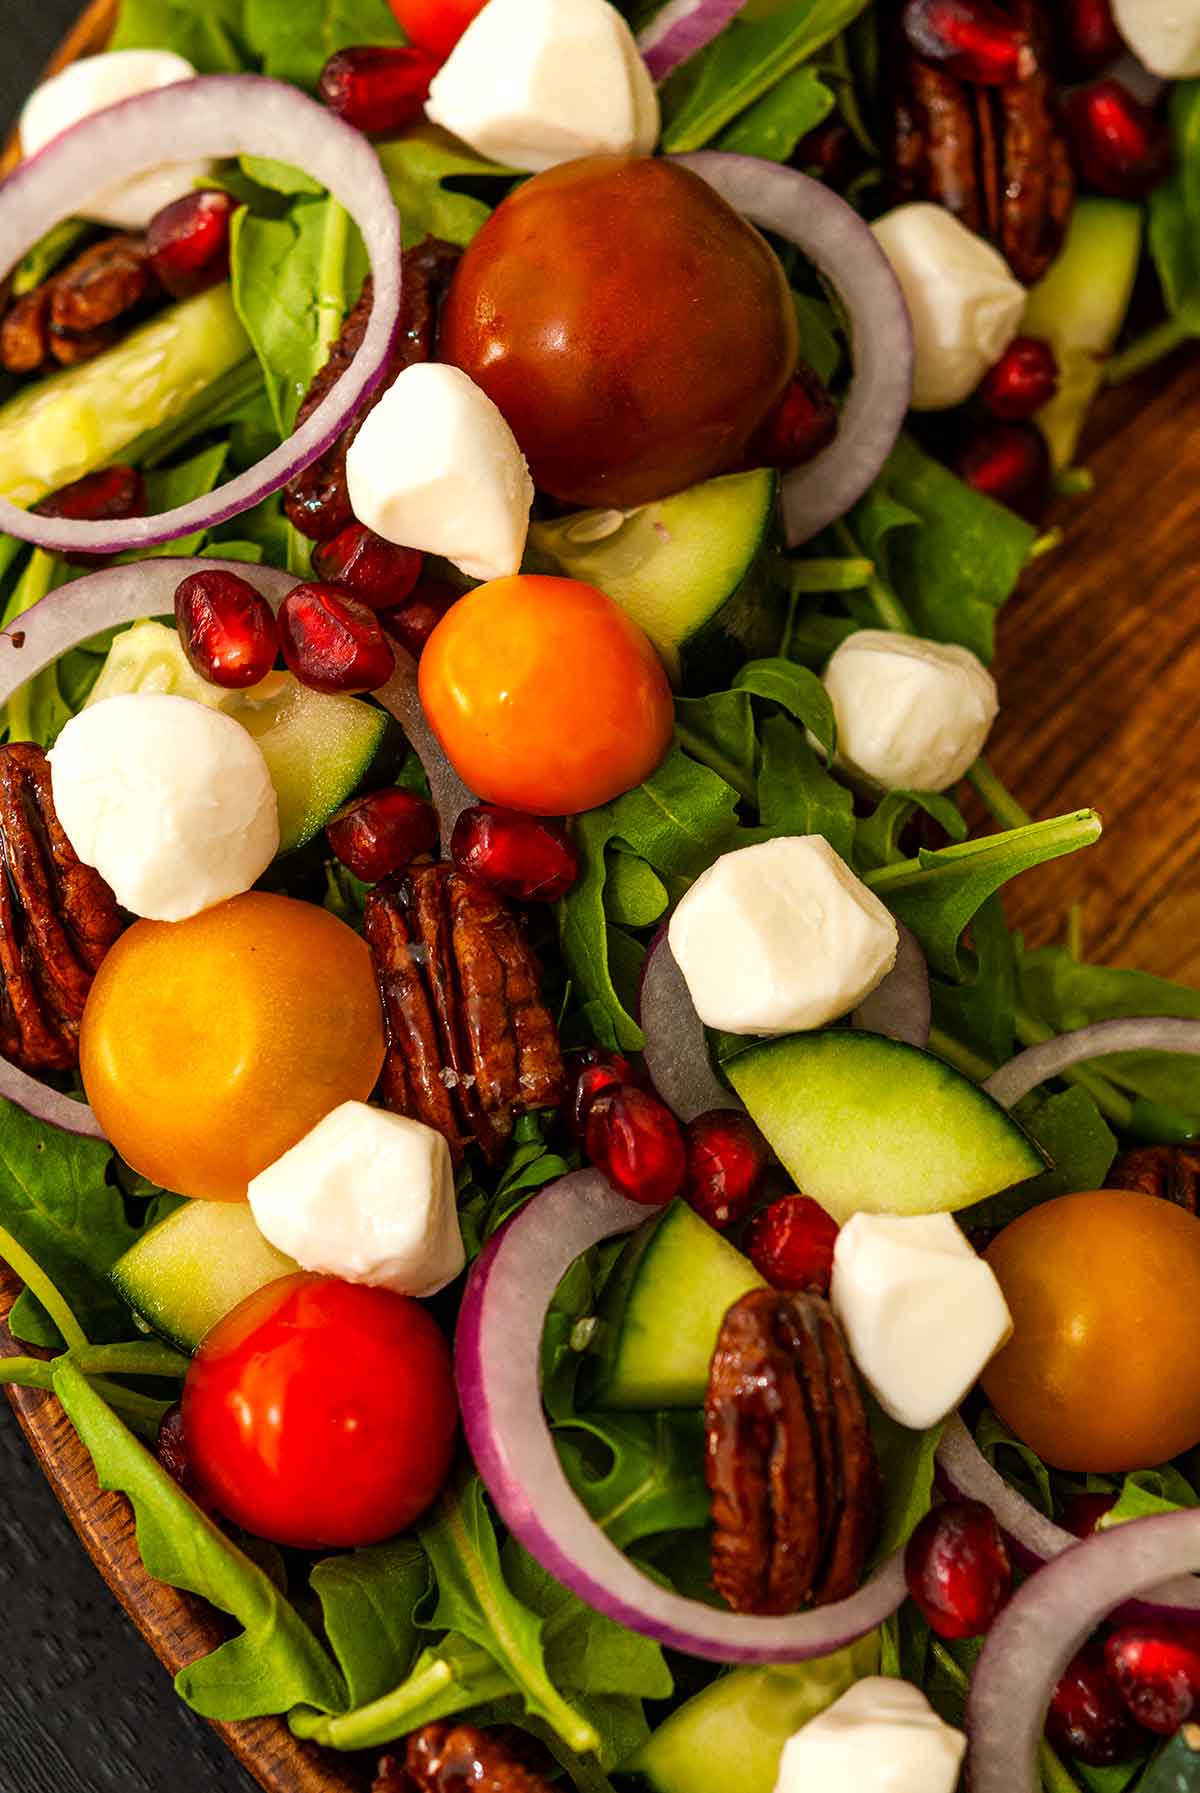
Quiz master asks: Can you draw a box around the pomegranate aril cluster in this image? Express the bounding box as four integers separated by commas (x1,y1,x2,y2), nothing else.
451,805,580,903
901,0,1035,86
980,337,1059,422
748,362,838,470
1047,1642,1143,1767
742,1193,840,1294
318,44,439,137
175,569,279,690
326,788,439,884
278,581,395,694
903,1499,1012,1639
955,420,1050,522
1106,1619,1200,1735
1056,0,1122,78
585,1085,687,1207
312,523,424,610
1065,81,1172,201
564,1048,637,1143
147,189,236,299
682,1110,769,1230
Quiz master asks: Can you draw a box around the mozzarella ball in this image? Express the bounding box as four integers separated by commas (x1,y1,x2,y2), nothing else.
822,630,999,792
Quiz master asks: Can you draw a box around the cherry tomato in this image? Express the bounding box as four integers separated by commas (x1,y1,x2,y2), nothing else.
80,892,385,1201
982,1189,1200,1472
440,155,799,508
183,1274,457,1546
419,574,674,815
386,0,484,58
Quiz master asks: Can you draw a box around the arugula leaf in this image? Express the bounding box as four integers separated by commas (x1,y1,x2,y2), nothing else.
54,1363,347,1720
310,1541,428,1708
243,0,402,89
734,656,836,758
674,687,758,803
1104,1466,1198,1527
659,0,871,152
606,852,669,930
754,712,854,859
929,892,1015,1068
867,1404,941,1562
109,0,252,70
854,790,968,876
503,1541,673,1701
554,1412,710,1549
714,65,835,161
376,129,513,248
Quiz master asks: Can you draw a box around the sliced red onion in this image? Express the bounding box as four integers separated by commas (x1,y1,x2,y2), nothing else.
851,921,930,1048
639,930,741,1122
983,1018,1200,1111
638,0,748,82
456,1167,907,1660
968,1510,1200,1793
376,650,475,842
0,76,401,554
671,153,914,546
0,557,294,1139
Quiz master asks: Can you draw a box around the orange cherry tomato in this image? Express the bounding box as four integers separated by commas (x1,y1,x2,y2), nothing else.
81,892,385,1201
982,1188,1200,1472
418,574,675,815
385,0,484,59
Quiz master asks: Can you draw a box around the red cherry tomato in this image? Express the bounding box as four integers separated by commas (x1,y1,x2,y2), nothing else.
386,0,485,59
182,1274,457,1547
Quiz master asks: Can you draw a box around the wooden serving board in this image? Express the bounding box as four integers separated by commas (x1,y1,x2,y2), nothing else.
4,2,1200,1788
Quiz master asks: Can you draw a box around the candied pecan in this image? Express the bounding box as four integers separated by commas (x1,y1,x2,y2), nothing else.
705,1288,879,1616
0,287,53,374
0,744,123,1072
364,863,563,1164
397,1724,556,1793
1109,1145,1200,1215
1,233,158,375
284,235,462,541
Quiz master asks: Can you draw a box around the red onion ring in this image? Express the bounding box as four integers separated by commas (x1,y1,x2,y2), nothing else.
983,1018,1200,1111
0,76,401,555
638,0,747,81
967,1510,1200,1793
376,650,475,842
0,557,294,1138
639,930,742,1122
456,1167,907,1660
671,153,914,546
851,921,930,1048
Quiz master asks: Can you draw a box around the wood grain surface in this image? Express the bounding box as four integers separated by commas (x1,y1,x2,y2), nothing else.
3,1,1200,1788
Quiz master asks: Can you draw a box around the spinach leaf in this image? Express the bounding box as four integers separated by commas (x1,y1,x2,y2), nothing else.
54,1364,347,1720
714,65,834,161
243,0,402,89
377,129,512,248
659,0,871,152
110,0,252,70
134,441,231,558
503,1541,673,1701
310,1540,428,1707
554,1411,710,1548
459,1114,574,1257
0,1100,138,1347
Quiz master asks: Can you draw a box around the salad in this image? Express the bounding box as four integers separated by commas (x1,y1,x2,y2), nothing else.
2,0,1200,1790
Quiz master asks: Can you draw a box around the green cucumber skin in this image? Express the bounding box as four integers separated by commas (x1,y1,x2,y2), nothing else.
111,1200,299,1354
677,535,785,694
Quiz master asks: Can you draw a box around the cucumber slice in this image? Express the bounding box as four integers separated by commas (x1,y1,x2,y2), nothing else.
623,1636,880,1793
726,1030,1045,1226
584,1199,766,1410
1023,198,1143,470
87,621,386,851
111,1200,299,1353
526,468,782,691
0,287,251,508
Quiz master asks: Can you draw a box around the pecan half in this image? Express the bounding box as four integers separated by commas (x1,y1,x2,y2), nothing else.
0,744,123,1072
283,235,462,541
364,864,563,1164
379,1725,555,1793
1109,1145,1200,1215
705,1288,879,1616
0,233,158,375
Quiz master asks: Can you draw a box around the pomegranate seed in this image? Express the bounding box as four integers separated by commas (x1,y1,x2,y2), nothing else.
312,523,423,610
742,1194,840,1294
980,336,1059,421
155,1404,217,1514
793,117,862,189
174,569,279,689
1065,81,1172,200
146,189,236,299
904,1500,1012,1639
748,362,837,471
585,1085,687,1206
901,0,1035,85
564,1048,636,1143
1060,1491,1118,1539
451,805,579,903
35,465,145,523
682,1110,770,1230
1046,1642,1143,1767
1057,0,1122,78
1106,1621,1200,1735
954,420,1050,522
318,44,439,138
326,787,438,883
278,581,395,694
380,579,461,660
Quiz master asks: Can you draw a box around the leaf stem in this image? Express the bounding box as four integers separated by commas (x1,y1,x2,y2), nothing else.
834,522,913,632
927,1025,995,1084
314,199,351,372
290,1647,510,1750
0,1221,88,1351
967,758,1033,831
1105,317,1192,386
789,557,875,593
74,1341,190,1380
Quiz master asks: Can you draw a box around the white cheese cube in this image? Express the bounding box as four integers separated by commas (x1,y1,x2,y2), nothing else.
872,204,1026,410
831,1212,1013,1430
248,1102,465,1298
346,363,533,582
1113,0,1200,77
667,836,899,1036
822,630,999,793
19,51,216,230
425,0,659,174
48,693,279,922
774,1677,965,1793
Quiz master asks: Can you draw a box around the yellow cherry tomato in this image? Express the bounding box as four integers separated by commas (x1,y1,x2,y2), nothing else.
418,574,675,815
81,892,385,1201
982,1188,1200,1472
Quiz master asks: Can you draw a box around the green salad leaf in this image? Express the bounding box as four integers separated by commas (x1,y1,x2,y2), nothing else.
554,1411,710,1549
868,1405,941,1562
1147,84,1200,338
713,64,835,162
310,1540,428,1708
377,129,513,248
243,0,403,89
109,0,252,71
